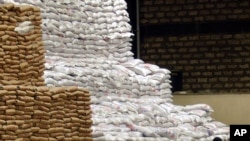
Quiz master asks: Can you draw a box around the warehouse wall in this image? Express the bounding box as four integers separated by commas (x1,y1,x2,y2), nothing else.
139,0,250,93
140,0,250,24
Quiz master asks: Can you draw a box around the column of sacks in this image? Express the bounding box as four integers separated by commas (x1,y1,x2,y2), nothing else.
0,4,92,141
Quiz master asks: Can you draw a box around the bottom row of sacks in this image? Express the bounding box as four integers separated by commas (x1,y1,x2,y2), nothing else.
0,85,92,141
0,85,229,141
91,95,229,141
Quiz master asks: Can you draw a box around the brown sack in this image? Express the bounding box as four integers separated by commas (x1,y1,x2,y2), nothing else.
17,6,33,12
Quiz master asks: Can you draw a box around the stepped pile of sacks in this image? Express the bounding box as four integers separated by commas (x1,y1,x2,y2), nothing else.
0,3,92,141
4,0,230,140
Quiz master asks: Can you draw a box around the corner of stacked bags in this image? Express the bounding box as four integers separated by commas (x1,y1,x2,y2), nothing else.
0,3,93,141
0,85,92,141
0,3,45,86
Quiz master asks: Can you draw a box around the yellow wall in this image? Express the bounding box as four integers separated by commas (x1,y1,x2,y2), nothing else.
173,94,250,125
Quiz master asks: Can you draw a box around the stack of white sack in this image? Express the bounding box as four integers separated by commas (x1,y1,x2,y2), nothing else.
91,96,229,141
5,0,229,140
44,59,173,101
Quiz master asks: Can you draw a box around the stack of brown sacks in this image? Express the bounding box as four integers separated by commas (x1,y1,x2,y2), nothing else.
0,86,92,141
0,4,92,141
0,3,45,86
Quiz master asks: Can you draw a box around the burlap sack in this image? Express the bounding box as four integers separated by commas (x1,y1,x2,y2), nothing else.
38,129,48,134
31,127,40,132
33,115,49,120
51,134,64,140
18,96,34,102
36,87,49,92
65,132,78,137
0,90,8,96
79,128,92,133
76,101,91,106
5,11,15,16
1,134,17,140
19,11,33,17
4,68,19,73
77,110,92,116
0,24,8,29
0,80,23,85
1,3,15,10
50,110,64,115
65,104,77,109
0,105,8,110
10,65,20,69
48,127,64,133
6,26,15,31
35,123,49,129
0,119,6,124
51,114,64,119
78,124,92,128
5,109,15,115
39,119,49,125
16,90,27,96
15,16,29,22
0,7,8,13
34,105,50,112
5,59,18,64
6,99,15,105
25,90,35,97
18,106,33,112
49,119,64,124
25,55,33,60
52,93,66,99
20,62,28,70
33,20,42,25
17,133,32,138
36,96,51,102
34,110,49,116
28,15,36,20
48,138,57,141
63,108,70,114
79,115,92,121
85,120,93,125
16,115,31,120
85,137,93,141
1,35,9,41
9,16,17,22
77,96,91,101
50,123,64,128
15,120,25,125
15,110,24,115
63,118,71,123
51,101,64,107
33,133,50,138
3,125,18,131
4,40,16,45
15,138,30,141
20,124,32,129
49,87,66,94
6,31,17,36
65,123,80,128
34,101,51,108
30,136,48,141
